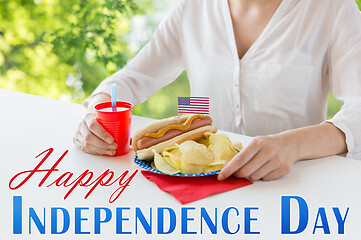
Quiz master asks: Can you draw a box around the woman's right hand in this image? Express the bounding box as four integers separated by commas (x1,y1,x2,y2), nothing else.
73,93,117,156
73,112,118,156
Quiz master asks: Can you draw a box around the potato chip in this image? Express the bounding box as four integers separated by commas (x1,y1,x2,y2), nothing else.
207,133,233,145
204,164,224,173
151,161,157,170
209,141,238,164
179,140,213,165
163,145,179,152
162,147,182,170
152,150,179,175
197,136,210,146
180,161,205,174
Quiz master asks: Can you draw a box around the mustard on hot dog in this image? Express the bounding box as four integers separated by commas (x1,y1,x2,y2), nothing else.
145,114,205,138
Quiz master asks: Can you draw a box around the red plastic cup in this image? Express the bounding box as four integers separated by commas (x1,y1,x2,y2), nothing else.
94,101,134,156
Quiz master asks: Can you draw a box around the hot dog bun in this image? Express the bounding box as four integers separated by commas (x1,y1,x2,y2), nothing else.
132,115,217,160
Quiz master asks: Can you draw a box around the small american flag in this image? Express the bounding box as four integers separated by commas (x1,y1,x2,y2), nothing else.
178,96,209,115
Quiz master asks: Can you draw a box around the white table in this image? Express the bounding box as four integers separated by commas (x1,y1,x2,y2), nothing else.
0,89,360,239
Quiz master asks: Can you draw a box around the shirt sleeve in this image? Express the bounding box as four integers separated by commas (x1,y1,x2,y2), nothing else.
83,0,185,107
326,0,361,159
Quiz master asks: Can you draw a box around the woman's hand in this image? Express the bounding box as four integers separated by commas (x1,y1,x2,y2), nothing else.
73,112,117,156
218,123,347,181
73,93,117,156
218,134,298,181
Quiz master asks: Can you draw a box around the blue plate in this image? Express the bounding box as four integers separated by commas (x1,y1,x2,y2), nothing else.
133,154,220,177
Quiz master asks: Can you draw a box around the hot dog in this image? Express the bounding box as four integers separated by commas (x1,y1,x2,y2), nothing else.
132,114,217,160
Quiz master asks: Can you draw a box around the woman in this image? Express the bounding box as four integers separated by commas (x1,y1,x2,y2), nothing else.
73,0,361,181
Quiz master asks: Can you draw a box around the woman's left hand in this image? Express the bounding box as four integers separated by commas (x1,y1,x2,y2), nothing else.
218,134,299,181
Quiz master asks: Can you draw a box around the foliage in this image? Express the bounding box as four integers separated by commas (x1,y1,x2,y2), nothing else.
1,0,360,120
0,0,150,102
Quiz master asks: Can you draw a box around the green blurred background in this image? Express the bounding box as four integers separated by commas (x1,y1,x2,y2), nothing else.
1,0,360,119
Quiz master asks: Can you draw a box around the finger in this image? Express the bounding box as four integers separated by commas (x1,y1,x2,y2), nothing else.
83,146,115,156
85,143,116,156
84,113,114,144
233,149,271,179
218,141,261,181
248,160,278,181
79,121,117,150
73,137,83,150
79,137,115,156
262,166,291,181
78,127,116,156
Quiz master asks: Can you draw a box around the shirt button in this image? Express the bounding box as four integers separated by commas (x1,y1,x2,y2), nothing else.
235,104,239,108
234,83,238,87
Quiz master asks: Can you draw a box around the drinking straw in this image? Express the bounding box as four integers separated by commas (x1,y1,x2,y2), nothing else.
111,83,117,112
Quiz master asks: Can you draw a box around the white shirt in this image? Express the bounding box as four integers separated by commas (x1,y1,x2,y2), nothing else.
84,0,361,159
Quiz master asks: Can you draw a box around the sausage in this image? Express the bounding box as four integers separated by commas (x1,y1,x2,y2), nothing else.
137,116,212,150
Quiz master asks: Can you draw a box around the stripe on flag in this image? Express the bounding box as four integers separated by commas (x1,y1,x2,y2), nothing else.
178,97,209,115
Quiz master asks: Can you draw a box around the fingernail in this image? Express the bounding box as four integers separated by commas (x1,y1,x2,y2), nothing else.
106,150,114,156
106,137,114,144
109,144,117,150
217,174,224,181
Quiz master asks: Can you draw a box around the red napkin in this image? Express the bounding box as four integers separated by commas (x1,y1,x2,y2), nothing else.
141,171,253,204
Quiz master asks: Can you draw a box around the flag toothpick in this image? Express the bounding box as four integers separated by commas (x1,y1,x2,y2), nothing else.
178,96,210,115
